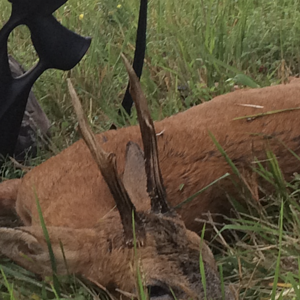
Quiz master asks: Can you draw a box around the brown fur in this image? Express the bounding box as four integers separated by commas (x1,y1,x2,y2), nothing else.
0,179,19,216
1,80,300,235
0,209,233,299
0,69,236,299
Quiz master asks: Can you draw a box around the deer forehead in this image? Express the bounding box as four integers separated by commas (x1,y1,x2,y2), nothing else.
98,211,201,260
144,213,199,245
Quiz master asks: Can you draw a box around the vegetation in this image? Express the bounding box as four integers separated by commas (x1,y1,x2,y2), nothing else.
1,0,300,298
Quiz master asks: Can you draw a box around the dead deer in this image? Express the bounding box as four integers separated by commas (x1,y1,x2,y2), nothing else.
0,57,234,300
1,78,300,235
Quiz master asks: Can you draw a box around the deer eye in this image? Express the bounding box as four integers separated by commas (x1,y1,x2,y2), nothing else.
147,284,174,300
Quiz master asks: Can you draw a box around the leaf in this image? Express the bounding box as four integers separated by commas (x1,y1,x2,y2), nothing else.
233,74,260,88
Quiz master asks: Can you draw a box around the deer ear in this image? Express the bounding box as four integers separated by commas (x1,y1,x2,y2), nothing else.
123,141,149,208
0,227,95,276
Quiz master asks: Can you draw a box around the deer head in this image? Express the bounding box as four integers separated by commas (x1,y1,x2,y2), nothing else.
0,56,234,300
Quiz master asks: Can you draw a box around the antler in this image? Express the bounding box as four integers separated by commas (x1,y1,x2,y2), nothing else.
67,79,145,245
121,54,171,215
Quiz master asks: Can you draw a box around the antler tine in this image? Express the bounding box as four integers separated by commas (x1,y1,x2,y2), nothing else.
121,54,171,214
67,79,145,245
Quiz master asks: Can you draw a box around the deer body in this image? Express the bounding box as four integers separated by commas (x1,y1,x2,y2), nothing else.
4,79,300,234
0,60,235,299
0,0,235,296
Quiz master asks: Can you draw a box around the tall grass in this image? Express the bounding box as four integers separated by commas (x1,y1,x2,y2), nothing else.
1,0,300,299
1,0,300,152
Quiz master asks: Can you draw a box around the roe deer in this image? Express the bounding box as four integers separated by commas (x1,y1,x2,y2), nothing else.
0,57,234,300
1,78,300,235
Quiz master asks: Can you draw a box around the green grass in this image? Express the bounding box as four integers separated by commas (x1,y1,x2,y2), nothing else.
217,171,300,300
1,0,300,298
2,0,300,153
